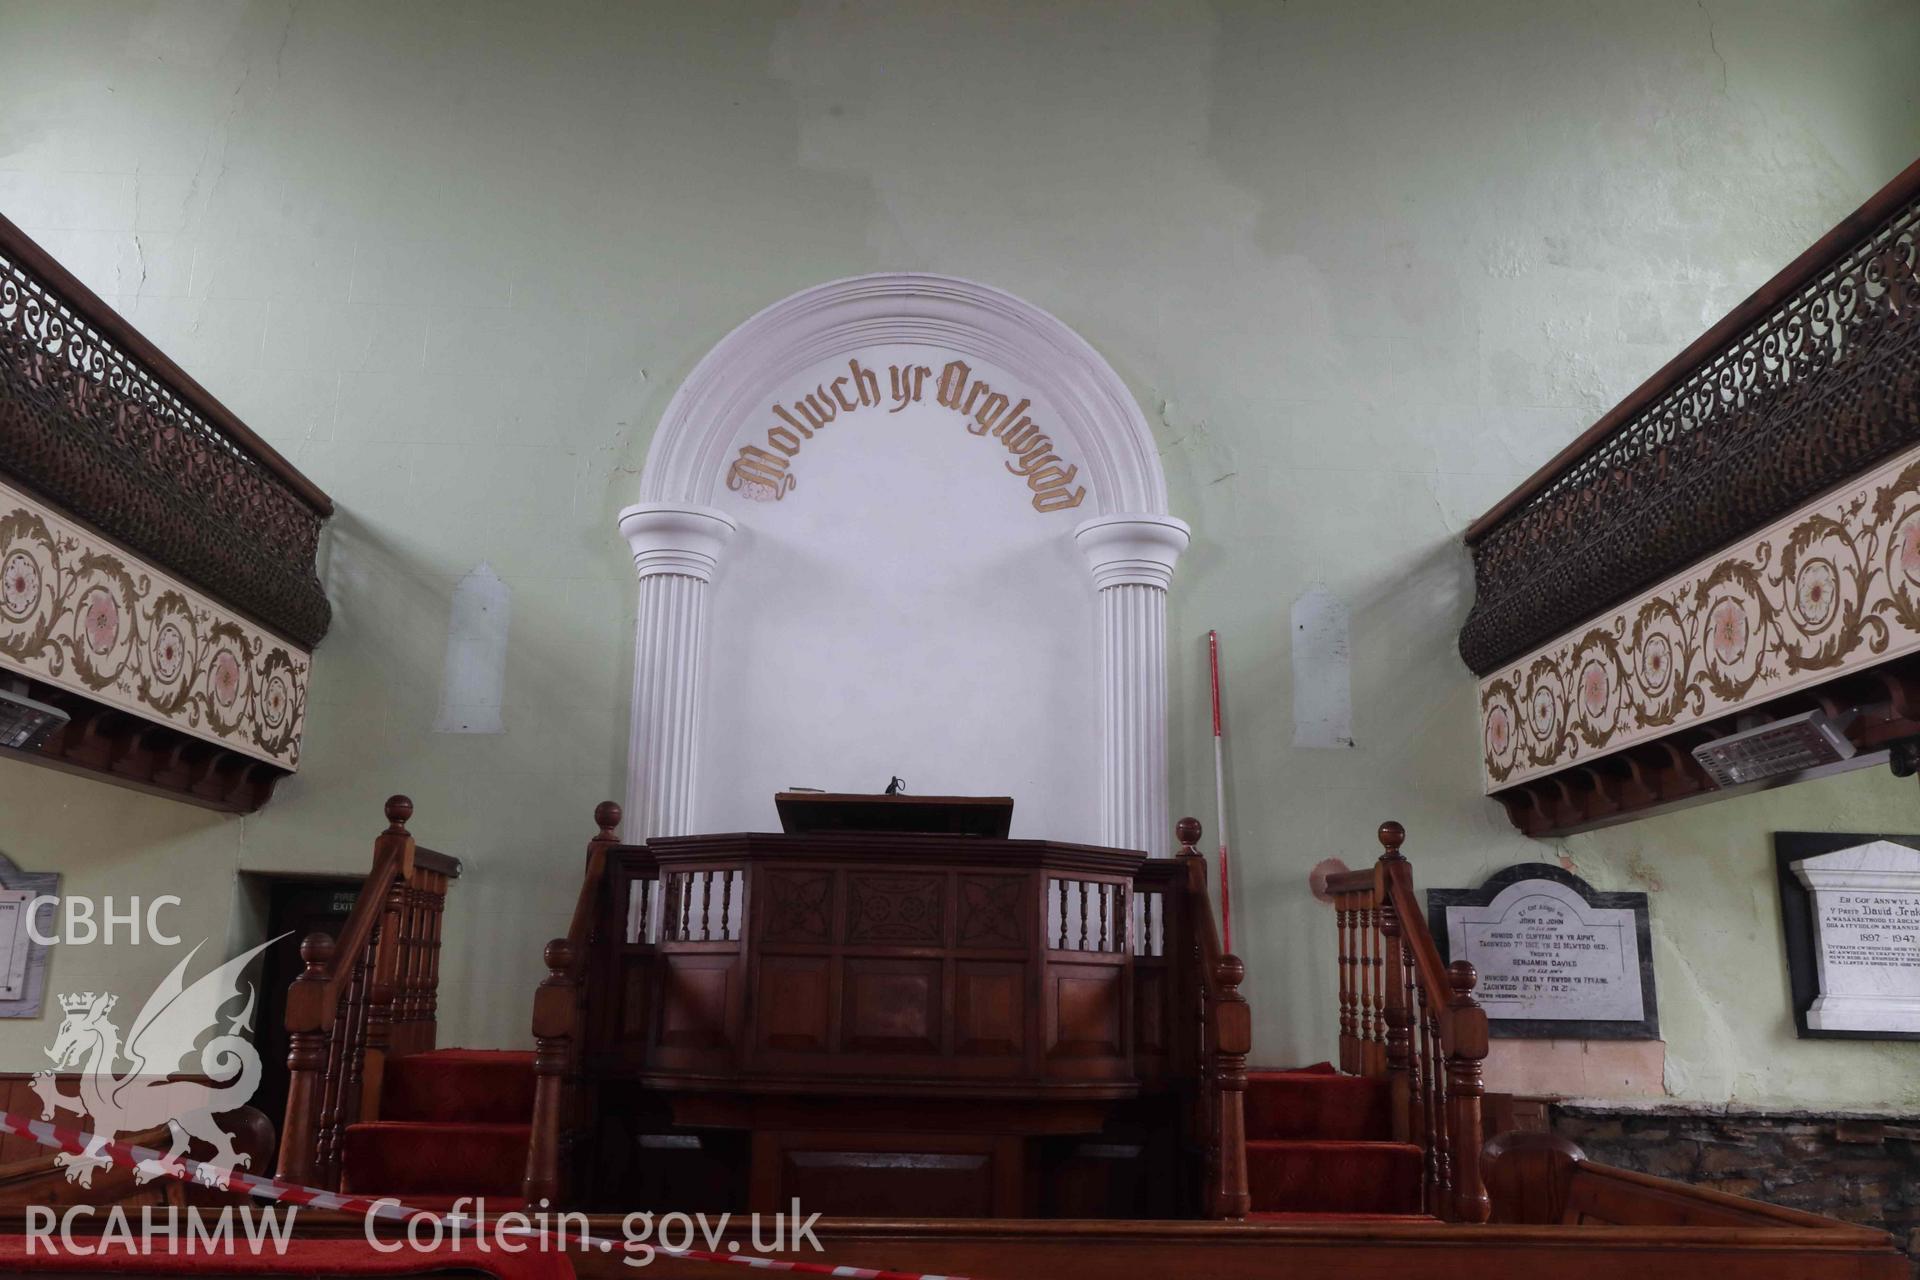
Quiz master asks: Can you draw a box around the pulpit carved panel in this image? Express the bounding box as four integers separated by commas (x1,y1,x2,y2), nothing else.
762,870,833,944
957,875,1027,949
846,873,944,946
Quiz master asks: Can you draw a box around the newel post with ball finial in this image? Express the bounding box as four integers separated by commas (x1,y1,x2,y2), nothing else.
522,800,623,1208
1446,959,1491,1223
276,932,335,1186
1375,821,1416,1147
1176,817,1250,1220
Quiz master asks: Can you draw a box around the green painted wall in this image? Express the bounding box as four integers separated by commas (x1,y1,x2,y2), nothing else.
0,0,1916,1109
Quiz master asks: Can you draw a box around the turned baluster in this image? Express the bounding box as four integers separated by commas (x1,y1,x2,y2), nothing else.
400,878,428,1052
1379,929,1411,1137
1352,897,1375,1075
1367,898,1384,1072
359,874,406,1119
1403,939,1425,1172
1418,979,1441,1211
1432,999,1452,1212
1446,960,1491,1223
312,977,348,1185
340,951,377,1173
1344,898,1359,1074
422,873,448,1049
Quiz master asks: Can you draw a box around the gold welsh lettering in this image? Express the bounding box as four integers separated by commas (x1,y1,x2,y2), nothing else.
722,354,1090,512
724,443,795,499
889,364,930,413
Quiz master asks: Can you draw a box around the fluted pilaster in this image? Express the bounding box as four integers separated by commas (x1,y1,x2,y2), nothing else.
1075,513,1190,856
618,502,737,839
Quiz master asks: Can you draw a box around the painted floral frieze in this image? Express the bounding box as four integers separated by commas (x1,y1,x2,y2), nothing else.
1481,443,1920,793
0,478,310,768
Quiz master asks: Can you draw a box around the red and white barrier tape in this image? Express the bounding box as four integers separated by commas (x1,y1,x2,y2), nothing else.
0,1109,977,1280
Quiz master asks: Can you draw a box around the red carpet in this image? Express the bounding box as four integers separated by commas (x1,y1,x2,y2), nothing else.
380,1049,538,1124
342,1050,1423,1221
1243,1067,1426,1218
1244,1069,1391,1140
340,1049,535,1203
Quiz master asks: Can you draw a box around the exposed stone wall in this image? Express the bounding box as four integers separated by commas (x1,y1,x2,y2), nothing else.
1554,1106,1920,1272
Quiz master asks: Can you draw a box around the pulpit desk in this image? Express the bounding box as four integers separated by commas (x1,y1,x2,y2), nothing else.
574,801,1188,1217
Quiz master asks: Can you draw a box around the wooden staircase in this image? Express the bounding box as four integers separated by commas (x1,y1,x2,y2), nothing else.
1324,820,1492,1221
275,796,463,1195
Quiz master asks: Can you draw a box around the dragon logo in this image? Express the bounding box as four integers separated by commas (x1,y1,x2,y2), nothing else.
32,937,281,1190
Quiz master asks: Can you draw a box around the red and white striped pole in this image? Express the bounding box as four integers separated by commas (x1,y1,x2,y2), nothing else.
1207,629,1232,953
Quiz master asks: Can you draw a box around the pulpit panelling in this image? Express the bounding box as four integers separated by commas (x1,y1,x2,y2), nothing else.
581,832,1149,1215
594,833,1142,1089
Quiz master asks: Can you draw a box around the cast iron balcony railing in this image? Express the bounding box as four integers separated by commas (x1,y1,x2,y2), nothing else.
1460,159,1920,678
0,211,332,648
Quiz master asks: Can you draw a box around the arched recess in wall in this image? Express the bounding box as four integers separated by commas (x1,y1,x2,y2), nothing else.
620,273,1187,853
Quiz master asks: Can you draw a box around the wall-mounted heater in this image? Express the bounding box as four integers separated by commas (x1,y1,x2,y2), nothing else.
1691,709,1856,789
0,685,69,753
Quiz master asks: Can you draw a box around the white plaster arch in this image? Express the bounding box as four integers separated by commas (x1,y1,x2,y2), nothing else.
639,273,1168,516
620,273,1187,853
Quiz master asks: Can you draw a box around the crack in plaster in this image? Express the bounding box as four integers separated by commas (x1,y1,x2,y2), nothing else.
1697,0,1728,96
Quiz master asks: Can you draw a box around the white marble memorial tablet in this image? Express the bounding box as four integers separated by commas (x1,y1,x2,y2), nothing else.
1434,869,1654,1034
1791,840,1920,1035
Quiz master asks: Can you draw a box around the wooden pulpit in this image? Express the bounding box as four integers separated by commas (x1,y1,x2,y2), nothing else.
572,795,1189,1217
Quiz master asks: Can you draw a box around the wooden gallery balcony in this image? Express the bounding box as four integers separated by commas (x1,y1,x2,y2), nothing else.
0,214,332,810
1462,158,1920,835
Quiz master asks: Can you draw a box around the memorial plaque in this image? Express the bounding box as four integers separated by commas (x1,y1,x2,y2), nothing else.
0,854,57,1018
1776,832,1920,1040
1428,864,1657,1039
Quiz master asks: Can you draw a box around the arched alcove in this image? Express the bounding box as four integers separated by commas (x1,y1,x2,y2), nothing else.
620,274,1187,852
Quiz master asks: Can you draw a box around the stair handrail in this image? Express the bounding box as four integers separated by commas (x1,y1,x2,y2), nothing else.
523,800,624,1207
1330,821,1489,1223
1173,817,1250,1221
278,796,460,1189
